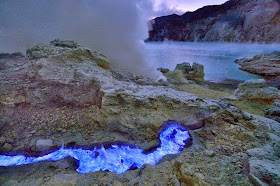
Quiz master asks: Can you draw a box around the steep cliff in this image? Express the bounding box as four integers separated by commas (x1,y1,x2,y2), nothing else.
148,0,280,43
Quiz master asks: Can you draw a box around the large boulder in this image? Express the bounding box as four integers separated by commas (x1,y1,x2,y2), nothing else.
164,70,190,84
235,79,280,102
158,62,205,83
36,139,53,152
176,62,205,81
247,143,280,185
175,62,192,74
2,143,13,152
26,41,91,61
264,101,280,123
237,79,266,90
14,39,106,108
26,39,110,70
188,62,205,80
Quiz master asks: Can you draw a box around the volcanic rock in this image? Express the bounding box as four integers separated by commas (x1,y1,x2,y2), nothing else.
50,38,79,48
148,0,280,43
247,143,280,185
50,159,70,170
175,62,192,74
237,79,266,90
164,70,190,84
159,62,205,83
175,62,205,80
0,52,24,59
0,39,218,152
0,137,6,145
2,40,104,108
189,63,205,80
36,139,53,152
0,39,280,185
92,51,110,69
238,132,255,141
157,67,170,74
3,143,13,152
235,51,280,79
235,79,280,102
264,100,280,123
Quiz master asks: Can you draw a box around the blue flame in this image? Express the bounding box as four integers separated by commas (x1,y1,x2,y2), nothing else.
0,122,191,174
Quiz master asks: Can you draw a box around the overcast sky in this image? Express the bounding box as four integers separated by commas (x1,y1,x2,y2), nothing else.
152,0,229,16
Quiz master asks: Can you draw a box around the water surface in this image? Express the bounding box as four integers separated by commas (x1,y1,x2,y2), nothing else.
145,42,280,81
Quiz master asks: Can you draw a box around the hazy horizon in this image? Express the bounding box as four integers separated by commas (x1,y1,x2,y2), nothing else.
151,0,228,17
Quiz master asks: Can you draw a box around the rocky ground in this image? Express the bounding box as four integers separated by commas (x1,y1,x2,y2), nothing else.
234,51,280,123
0,40,280,185
235,51,280,82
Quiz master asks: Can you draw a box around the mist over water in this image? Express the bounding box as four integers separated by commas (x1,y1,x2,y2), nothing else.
146,42,280,81
0,0,162,79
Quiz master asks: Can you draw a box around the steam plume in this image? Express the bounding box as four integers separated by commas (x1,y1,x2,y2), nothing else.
0,0,162,79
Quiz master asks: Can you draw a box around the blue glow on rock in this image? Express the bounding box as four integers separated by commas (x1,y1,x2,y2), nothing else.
0,122,191,174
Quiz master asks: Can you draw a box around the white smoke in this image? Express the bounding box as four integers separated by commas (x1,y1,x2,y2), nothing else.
0,0,163,79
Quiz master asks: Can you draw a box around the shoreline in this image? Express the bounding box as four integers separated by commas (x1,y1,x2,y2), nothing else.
205,78,244,90
145,40,280,45
206,77,280,91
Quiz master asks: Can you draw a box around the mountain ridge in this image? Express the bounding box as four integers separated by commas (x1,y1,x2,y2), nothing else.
148,0,280,43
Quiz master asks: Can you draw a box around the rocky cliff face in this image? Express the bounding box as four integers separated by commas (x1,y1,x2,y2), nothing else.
0,40,280,185
148,0,280,43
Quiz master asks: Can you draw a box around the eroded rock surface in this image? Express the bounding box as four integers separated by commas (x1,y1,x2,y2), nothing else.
235,51,280,79
0,40,280,185
235,79,280,103
265,100,280,123
148,0,280,43
0,52,24,60
158,62,205,84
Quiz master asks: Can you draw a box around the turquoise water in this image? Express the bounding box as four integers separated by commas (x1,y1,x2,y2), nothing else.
145,42,280,81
